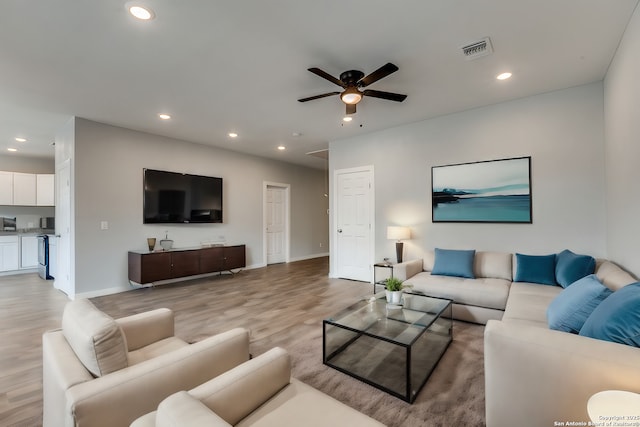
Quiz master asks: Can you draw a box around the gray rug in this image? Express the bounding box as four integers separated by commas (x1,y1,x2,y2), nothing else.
252,321,486,427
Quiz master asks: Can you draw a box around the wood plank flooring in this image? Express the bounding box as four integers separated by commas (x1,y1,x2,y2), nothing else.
0,257,371,426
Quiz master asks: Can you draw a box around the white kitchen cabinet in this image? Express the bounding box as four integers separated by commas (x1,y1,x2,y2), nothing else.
37,174,55,206
0,171,13,205
13,173,37,206
0,235,20,272
48,235,57,278
20,235,39,269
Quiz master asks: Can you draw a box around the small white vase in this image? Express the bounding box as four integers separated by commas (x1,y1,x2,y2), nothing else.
385,290,403,305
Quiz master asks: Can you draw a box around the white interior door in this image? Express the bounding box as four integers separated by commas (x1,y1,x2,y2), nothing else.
335,168,373,282
54,160,73,297
264,184,289,265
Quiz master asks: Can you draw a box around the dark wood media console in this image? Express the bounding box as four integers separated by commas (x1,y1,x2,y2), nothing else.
128,244,246,285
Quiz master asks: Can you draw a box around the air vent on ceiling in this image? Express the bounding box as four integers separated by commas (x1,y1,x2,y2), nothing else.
460,37,493,60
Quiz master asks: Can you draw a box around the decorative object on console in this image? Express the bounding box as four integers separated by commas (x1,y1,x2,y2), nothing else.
432,156,532,223
432,248,476,279
514,253,557,285
587,390,640,423
147,238,156,252
387,226,410,263
159,231,173,251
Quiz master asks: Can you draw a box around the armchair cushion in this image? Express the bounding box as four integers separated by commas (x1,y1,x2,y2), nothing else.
61,299,128,377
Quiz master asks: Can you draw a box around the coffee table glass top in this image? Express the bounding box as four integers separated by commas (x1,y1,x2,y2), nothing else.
326,291,451,345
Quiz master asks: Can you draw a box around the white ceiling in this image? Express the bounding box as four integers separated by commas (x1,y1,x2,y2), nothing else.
0,0,638,169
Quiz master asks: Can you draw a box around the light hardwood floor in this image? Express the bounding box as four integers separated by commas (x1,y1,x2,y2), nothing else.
0,257,371,427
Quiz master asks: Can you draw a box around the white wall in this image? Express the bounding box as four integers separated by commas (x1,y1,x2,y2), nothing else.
71,118,328,297
604,4,640,277
330,82,607,274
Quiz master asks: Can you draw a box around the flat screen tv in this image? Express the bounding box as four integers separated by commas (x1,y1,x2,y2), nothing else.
143,169,223,224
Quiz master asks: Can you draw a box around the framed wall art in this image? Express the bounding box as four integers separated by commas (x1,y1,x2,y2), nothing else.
432,156,532,223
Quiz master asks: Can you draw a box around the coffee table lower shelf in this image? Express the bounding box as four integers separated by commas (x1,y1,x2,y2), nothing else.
322,293,452,403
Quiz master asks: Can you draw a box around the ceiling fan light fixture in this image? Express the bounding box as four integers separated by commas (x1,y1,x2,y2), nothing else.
341,87,362,105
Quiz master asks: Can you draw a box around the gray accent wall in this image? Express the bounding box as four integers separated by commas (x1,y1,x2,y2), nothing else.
605,4,640,277
67,118,328,297
329,82,608,277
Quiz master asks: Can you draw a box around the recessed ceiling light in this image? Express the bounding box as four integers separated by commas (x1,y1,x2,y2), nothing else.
7,148,17,152
342,116,353,122
228,132,238,138
158,113,171,120
127,3,155,20
497,72,512,80
277,145,286,151
15,137,26,142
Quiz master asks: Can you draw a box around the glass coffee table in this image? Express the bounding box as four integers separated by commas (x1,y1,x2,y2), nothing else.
323,292,452,403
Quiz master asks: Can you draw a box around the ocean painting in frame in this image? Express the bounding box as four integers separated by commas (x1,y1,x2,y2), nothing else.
432,157,532,223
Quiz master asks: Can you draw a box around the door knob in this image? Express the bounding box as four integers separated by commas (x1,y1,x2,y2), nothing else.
337,229,342,233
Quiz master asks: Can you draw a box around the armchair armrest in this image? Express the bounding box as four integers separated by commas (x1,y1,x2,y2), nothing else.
393,259,423,281
67,328,250,427
190,347,291,425
116,308,174,351
484,320,640,427
130,391,232,427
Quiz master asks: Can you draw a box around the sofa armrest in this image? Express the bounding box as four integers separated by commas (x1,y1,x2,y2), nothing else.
189,347,291,425
116,308,174,351
393,259,423,281
484,320,640,427
67,327,250,427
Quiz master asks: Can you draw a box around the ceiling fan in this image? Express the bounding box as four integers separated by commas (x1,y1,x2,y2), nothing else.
298,62,407,115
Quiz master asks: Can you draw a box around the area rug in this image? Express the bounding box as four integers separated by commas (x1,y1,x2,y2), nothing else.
251,321,486,427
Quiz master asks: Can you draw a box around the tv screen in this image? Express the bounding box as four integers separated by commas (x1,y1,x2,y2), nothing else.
143,169,223,224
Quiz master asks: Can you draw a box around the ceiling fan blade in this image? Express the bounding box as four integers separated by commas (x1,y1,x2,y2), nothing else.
298,92,340,102
346,103,356,115
358,63,399,87
363,89,407,102
308,68,345,88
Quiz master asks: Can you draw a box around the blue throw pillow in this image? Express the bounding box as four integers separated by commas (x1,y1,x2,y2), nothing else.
547,274,612,333
514,253,557,286
580,282,640,347
555,249,596,288
431,248,475,279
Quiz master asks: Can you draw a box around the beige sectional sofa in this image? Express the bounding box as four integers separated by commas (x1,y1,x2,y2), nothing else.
395,249,640,425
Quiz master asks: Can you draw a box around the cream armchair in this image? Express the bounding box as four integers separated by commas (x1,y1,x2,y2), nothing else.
42,299,250,427
131,347,385,427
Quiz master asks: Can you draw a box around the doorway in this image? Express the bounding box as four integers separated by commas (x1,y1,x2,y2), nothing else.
263,182,290,265
333,166,374,282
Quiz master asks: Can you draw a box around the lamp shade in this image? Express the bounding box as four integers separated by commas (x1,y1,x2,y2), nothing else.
387,226,410,241
587,390,640,422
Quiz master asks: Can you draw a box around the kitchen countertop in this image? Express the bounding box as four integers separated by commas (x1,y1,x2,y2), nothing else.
0,229,55,236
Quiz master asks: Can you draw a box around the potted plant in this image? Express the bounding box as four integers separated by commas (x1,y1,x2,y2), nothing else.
384,277,410,305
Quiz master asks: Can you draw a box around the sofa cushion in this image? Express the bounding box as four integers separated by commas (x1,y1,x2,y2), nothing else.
580,282,640,347
432,248,475,279
555,250,596,288
474,251,513,281
595,260,637,291
61,299,128,377
502,282,561,327
547,274,612,333
514,253,557,286
407,272,510,310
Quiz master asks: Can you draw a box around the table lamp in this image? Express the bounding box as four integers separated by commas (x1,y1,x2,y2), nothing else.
587,390,640,422
387,226,410,263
